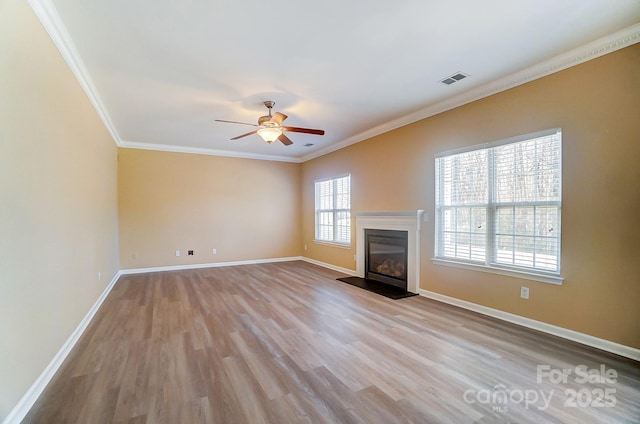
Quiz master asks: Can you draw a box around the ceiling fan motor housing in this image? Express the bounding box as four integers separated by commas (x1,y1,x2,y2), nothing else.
258,101,275,126
258,115,272,126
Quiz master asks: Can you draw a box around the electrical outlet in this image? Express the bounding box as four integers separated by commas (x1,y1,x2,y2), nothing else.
520,286,530,299
98,272,101,281
304,244,307,251
176,250,180,257
212,248,217,255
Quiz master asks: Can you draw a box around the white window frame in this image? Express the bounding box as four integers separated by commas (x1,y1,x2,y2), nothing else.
433,129,563,285
314,174,351,246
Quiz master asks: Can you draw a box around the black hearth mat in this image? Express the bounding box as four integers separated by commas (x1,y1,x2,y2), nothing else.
336,277,418,300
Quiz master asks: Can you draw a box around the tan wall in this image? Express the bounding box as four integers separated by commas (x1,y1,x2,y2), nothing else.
0,0,120,420
118,149,302,269
1,2,637,418
302,44,640,349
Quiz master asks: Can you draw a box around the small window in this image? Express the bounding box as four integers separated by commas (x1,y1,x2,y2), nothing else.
434,129,562,283
315,174,351,245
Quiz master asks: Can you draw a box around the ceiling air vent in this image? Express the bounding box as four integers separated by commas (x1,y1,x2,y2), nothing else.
440,72,469,86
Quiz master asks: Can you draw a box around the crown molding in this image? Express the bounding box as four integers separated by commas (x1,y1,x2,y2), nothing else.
28,0,305,164
28,0,123,146
300,23,640,162
28,0,639,164
119,140,302,163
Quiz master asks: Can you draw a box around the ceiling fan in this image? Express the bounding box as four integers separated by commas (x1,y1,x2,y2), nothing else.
215,101,325,146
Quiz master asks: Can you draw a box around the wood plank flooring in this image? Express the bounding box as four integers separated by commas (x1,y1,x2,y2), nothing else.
23,261,640,423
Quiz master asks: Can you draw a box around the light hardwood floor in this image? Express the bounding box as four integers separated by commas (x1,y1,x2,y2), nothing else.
23,261,640,423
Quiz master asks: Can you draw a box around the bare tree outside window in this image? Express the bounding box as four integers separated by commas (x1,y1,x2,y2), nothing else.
435,129,562,275
315,175,351,244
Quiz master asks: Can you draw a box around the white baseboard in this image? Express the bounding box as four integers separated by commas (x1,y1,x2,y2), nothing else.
300,256,358,276
119,256,358,278
419,289,640,362
2,271,122,424
6,261,637,424
303,259,640,361
119,256,303,275
4,256,303,423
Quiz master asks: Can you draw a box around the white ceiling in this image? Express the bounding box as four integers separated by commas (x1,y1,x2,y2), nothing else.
32,0,640,162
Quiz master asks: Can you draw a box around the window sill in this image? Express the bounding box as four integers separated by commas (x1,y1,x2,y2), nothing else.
431,258,564,285
314,240,352,249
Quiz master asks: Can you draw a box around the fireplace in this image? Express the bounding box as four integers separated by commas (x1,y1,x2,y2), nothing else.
365,229,408,289
354,210,424,294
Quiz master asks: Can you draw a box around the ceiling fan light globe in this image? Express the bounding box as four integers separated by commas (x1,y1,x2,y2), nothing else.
257,127,282,143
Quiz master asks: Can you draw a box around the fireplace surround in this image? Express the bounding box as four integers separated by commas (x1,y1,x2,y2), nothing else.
354,211,424,294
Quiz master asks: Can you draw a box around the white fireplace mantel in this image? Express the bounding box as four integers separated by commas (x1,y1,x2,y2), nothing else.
354,210,424,294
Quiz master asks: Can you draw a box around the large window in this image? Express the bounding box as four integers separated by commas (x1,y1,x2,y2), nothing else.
434,129,562,284
315,174,351,245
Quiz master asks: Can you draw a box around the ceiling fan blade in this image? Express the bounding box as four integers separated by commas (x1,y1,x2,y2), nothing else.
269,112,288,125
215,119,258,127
283,126,325,136
231,130,258,140
278,133,293,146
